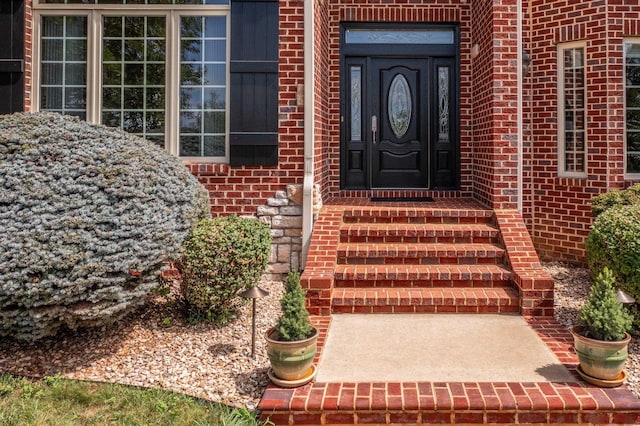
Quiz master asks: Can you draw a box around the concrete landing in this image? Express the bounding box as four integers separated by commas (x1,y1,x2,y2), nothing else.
316,314,576,383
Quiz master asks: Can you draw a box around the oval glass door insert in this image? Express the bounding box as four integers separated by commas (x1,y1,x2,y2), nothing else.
388,74,411,138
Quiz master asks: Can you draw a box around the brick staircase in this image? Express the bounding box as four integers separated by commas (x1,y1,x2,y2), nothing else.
331,207,520,314
300,200,549,316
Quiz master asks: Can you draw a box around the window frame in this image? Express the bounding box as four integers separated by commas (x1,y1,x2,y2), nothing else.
624,38,640,179
32,2,230,163
557,41,588,178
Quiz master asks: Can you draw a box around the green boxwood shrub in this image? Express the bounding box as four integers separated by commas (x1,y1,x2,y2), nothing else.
578,267,632,341
0,112,210,341
179,215,271,324
591,183,640,217
586,204,640,302
276,271,314,342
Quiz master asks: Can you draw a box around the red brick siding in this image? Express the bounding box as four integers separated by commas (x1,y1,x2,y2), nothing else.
470,0,519,210
524,1,640,263
315,0,331,195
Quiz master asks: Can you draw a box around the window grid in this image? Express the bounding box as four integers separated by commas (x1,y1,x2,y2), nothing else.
40,16,87,119
102,16,166,148
34,4,229,161
625,41,640,176
179,16,226,157
559,45,586,175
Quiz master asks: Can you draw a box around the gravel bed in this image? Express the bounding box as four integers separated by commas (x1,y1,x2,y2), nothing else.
0,263,639,409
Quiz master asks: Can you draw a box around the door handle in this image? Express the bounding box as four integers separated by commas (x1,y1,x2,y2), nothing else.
371,115,377,145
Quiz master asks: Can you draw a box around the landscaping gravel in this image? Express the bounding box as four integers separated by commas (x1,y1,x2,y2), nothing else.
0,262,638,409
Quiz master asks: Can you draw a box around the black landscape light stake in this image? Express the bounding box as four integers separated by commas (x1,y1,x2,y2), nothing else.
239,286,269,359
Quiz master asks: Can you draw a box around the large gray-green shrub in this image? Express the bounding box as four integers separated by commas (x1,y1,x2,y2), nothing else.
0,112,210,340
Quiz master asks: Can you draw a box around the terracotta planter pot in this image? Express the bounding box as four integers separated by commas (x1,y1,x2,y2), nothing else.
571,325,630,381
265,327,318,381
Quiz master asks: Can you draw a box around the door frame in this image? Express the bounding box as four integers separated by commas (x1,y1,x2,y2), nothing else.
339,22,460,190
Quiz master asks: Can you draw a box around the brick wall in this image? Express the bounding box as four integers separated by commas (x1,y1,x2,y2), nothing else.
525,1,640,263
470,0,519,210
315,0,331,195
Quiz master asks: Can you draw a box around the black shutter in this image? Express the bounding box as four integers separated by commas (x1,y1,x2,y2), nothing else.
0,0,24,114
229,0,279,166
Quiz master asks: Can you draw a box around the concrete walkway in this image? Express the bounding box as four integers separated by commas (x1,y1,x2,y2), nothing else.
316,314,576,383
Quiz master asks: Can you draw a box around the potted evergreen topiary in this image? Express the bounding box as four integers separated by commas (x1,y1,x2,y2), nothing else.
265,271,318,387
571,267,633,387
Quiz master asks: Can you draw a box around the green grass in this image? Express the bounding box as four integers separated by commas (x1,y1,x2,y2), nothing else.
0,375,268,426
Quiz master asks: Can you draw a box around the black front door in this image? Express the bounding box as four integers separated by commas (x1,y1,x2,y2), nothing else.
371,58,428,188
341,25,459,190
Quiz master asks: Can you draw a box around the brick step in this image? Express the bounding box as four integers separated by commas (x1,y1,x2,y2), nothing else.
334,264,513,288
340,223,500,244
336,242,506,265
331,287,520,314
342,208,493,224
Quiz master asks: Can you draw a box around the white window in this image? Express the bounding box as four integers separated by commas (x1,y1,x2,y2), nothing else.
625,40,640,177
557,42,587,177
33,0,229,162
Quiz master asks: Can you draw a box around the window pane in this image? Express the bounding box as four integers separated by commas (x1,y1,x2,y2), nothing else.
628,153,640,173
103,88,121,109
350,66,361,141
180,88,202,109
40,16,87,116
438,66,450,142
41,39,63,61
345,29,454,45
204,135,225,156
204,88,225,109
627,66,640,86
102,111,121,128
628,132,640,152
627,110,640,130
203,64,224,85
41,87,62,110
42,63,63,85
102,16,166,146
179,15,227,157
179,136,200,156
